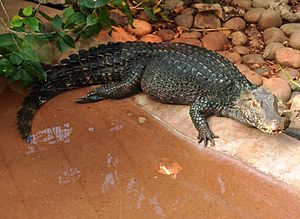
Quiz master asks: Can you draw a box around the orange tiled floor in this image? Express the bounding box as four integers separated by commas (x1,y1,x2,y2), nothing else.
1,86,300,218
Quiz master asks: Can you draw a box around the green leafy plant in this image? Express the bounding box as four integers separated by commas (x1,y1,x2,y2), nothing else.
0,0,133,87
132,0,170,21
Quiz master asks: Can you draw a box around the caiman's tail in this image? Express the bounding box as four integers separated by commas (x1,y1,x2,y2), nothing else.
17,42,127,141
17,91,57,142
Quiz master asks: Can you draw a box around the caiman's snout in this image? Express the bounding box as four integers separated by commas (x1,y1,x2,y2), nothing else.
264,117,287,134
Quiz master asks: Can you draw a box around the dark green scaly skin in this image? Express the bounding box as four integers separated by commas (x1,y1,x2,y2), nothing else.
17,41,288,146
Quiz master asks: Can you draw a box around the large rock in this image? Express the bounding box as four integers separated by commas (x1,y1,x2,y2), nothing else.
139,34,162,43
231,31,248,46
172,37,202,47
175,14,194,28
244,8,266,23
275,47,300,68
242,54,265,65
156,29,176,41
263,42,284,60
127,19,152,37
280,23,300,36
180,31,202,39
282,11,299,23
289,32,300,50
111,26,137,42
241,70,263,86
165,0,183,9
194,13,221,29
263,27,286,44
218,51,241,64
201,32,229,51
262,78,292,102
278,68,300,92
232,0,252,9
252,0,272,8
223,17,246,31
233,46,249,55
258,9,282,30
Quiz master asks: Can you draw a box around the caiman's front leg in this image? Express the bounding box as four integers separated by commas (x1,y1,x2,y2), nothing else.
190,97,221,147
75,64,144,103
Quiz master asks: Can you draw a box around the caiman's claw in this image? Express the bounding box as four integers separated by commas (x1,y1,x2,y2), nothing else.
197,129,219,147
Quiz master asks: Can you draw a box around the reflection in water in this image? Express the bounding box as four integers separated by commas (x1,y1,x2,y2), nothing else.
58,168,81,185
109,123,123,132
136,188,145,209
28,123,73,145
101,153,119,194
218,175,226,194
149,196,166,217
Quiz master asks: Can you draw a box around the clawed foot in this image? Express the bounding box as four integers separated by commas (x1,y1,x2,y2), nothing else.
197,129,219,147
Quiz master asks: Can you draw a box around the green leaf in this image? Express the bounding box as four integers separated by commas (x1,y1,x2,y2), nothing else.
86,14,97,26
23,17,40,32
14,66,34,86
0,58,14,76
63,6,75,19
22,61,46,80
143,6,157,21
52,15,62,30
79,23,101,38
0,33,21,48
65,12,86,28
23,6,33,16
10,15,24,28
79,0,95,8
94,0,110,7
62,35,75,48
56,38,69,53
10,51,23,65
20,47,39,62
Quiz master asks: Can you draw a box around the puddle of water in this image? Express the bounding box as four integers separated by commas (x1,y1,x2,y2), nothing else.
28,123,73,145
1,88,300,218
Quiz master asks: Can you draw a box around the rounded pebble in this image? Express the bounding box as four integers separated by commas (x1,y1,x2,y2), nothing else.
201,32,229,51
231,31,248,46
258,9,282,30
244,8,266,23
263,42,284,60
194,13,221,29
172,37,202,47
139,34,163,43
289,32,300,50
223,17,246,31
127,19,152,37
275,47,300,68
232,46,249,55
156,29,176,41
263,27,286,44
242,54,265,65
242,70,263,86
262,78,292,102
175,14,194,28
280,23,300,36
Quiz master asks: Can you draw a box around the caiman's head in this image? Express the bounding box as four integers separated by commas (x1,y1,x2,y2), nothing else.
235,86,287,134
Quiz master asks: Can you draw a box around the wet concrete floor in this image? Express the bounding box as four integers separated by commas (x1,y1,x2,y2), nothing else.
1,86,300,218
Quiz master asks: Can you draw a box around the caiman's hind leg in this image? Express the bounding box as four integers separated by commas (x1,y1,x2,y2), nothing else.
75,64,144,103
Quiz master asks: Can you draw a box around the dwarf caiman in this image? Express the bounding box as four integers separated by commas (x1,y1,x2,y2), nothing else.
17,42,292,146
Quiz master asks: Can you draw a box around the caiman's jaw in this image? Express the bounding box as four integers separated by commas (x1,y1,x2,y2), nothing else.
236,87,287,135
